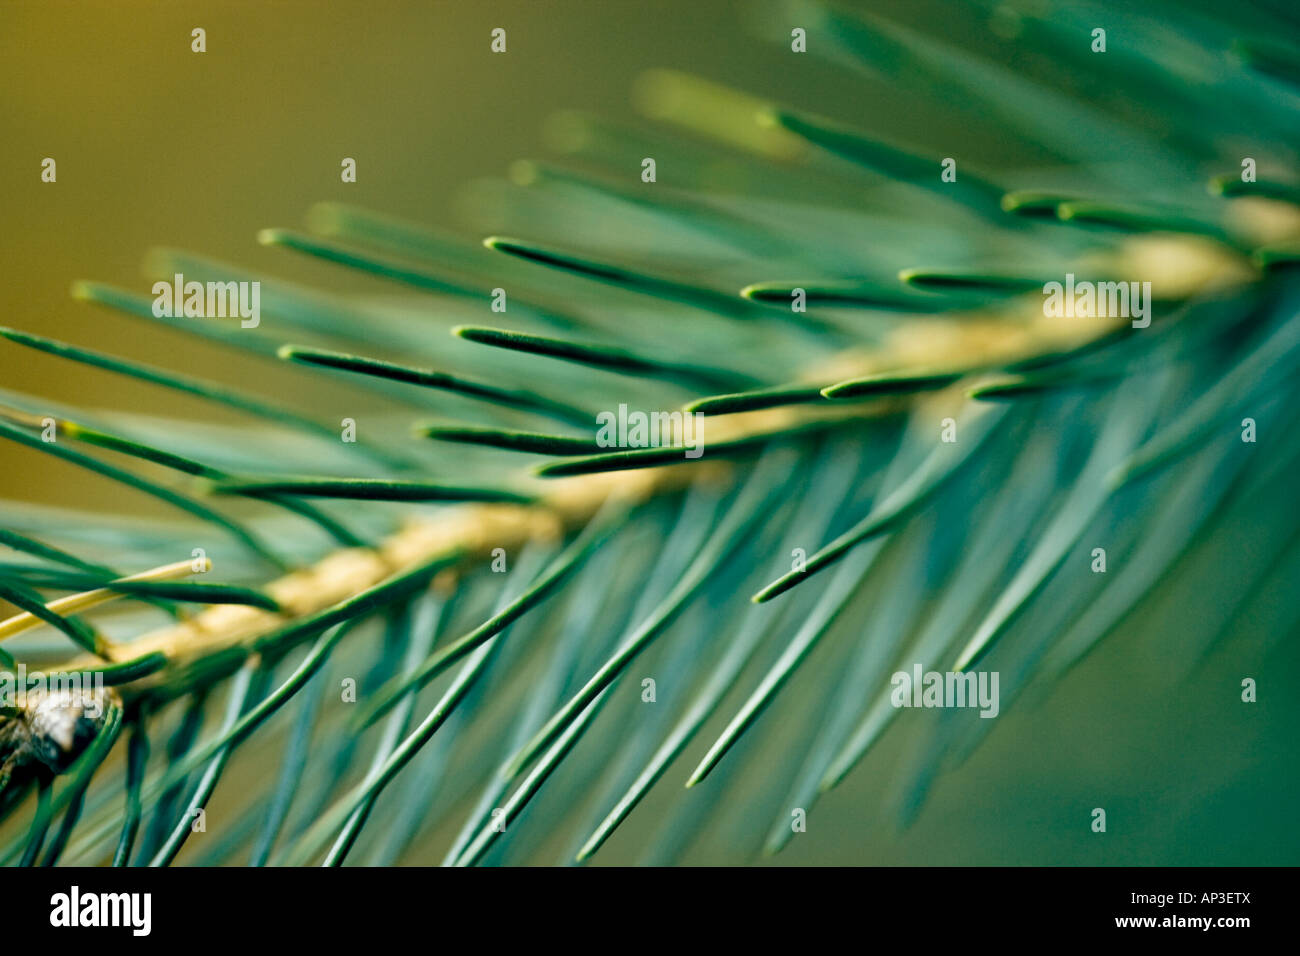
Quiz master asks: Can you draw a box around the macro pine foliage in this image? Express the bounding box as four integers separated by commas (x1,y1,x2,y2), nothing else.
2,0,1298,866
